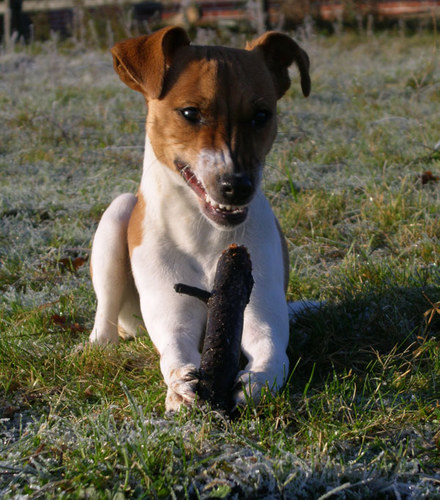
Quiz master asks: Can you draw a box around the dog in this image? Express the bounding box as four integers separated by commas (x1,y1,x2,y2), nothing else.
89,26,311,411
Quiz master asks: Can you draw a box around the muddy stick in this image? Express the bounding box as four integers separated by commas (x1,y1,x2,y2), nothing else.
174,244,254,411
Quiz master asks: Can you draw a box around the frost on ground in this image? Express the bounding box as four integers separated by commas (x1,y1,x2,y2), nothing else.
1,405,439,499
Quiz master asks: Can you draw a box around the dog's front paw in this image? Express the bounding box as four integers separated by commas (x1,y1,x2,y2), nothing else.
233,371,275,408
165,364,199,412
89,327,119,345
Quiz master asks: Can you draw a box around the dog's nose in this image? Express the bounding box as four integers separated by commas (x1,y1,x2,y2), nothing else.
220,173,253,205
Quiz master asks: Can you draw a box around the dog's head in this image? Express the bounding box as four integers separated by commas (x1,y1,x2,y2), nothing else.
111,26,310,228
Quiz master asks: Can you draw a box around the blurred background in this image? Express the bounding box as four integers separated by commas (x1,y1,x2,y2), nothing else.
1,0,440,48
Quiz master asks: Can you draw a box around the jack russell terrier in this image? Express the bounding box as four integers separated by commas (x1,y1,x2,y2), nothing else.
89,26,311,411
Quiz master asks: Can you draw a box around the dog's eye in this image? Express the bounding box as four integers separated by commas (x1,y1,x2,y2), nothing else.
180,107,201,124
251,110,272,128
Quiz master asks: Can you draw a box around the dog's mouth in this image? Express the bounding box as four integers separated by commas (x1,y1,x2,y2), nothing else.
175,161,249,226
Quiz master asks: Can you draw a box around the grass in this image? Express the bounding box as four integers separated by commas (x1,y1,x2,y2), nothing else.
1,30,440,498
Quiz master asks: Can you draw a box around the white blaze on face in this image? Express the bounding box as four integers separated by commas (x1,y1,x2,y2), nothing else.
195,147,233,199
193,147,235,209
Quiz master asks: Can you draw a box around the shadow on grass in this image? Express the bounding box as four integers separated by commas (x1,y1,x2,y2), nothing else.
287,283,440,391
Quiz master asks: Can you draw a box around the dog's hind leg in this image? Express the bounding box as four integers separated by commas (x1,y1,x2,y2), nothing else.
117,278,143,339
89,193,138,345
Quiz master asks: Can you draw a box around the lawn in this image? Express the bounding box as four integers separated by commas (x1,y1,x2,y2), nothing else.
1,29,439,498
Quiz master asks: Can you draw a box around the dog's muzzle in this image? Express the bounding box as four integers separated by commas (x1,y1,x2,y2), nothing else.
175,161,251,227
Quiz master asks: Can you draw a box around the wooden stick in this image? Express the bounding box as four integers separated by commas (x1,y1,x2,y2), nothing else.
173,283,211,304
175,244,254,412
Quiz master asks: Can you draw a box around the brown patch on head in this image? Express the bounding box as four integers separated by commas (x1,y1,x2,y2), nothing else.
146,46,279,197
127,192,146,256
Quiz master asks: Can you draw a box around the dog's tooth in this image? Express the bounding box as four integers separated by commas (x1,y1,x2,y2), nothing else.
206,194,219,208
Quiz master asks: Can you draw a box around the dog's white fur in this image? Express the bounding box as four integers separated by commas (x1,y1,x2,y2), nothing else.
89,27,310,411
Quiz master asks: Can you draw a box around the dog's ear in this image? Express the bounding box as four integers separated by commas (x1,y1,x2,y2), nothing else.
111,26,190,99
246,32,311,99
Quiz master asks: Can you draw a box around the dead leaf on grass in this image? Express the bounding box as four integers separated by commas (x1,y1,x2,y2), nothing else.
51,313,86,334
416,170,439,185
58,255,88,273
